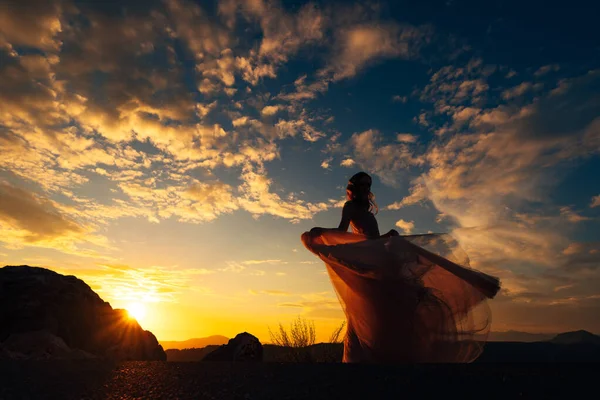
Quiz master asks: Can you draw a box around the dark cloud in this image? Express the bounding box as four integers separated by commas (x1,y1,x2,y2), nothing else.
0,0,63,51
515,70,600,141
0,182,84,242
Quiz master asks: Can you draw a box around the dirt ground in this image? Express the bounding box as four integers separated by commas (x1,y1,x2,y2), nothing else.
1,361,597,399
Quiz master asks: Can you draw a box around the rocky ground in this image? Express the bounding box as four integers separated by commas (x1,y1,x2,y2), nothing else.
0,361,597,399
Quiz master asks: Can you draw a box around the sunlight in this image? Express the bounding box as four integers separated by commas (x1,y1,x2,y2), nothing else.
127,302,147,322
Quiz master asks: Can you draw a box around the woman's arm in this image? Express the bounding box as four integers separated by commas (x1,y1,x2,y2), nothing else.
310,202,353,236
337,201,353,232
379,229,400,239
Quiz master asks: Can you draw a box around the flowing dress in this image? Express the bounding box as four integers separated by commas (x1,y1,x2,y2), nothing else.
301,229,501,363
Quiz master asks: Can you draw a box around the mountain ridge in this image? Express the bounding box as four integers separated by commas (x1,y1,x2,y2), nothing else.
160,335,229,350
161,330,600,348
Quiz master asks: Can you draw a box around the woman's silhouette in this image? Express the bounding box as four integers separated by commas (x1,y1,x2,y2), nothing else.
301,172,500,363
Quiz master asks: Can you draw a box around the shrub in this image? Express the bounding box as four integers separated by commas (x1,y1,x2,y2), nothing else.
268,317,345,362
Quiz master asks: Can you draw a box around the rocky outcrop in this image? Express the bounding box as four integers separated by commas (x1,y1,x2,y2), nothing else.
1,330,96,360
550,330,600,345
203,332,263,362
0,265,166,361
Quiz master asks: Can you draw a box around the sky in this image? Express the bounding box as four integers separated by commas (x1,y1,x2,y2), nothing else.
1,0,599,342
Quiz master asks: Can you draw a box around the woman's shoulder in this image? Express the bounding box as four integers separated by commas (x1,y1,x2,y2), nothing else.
342,200,356,212
344,200,356,208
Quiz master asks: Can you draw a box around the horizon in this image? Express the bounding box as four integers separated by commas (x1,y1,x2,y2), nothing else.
155,328,598,344
1,0,599,344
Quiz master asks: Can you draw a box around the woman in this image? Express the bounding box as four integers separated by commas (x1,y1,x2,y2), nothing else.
301,172,500,363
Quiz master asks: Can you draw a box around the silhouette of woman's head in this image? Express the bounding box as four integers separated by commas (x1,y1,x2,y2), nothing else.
346,172,378,214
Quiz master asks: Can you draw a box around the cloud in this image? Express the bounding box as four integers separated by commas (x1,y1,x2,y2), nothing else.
261,105,280,116
277,74,330,103
242,259,285,265
0,0,63,51
275,118,326,142
277,292,343,319
395,219,415,234
392,95,408,103
340,158,356,167
249,289,291,296
219,0,327,86
591,195,600,208
324,22,431,81
559,206,591,223
347,129,422,185
220,261,246,273
237,165,330,221
501,82,542,100
396,133,418,143
534,64,560,77
0,181,84,244
62,263,213,304
0,181,110,257
386,182,428,210
396,63,600,289
182,181,239,221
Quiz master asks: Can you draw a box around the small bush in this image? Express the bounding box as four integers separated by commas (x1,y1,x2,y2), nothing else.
268,317,346,362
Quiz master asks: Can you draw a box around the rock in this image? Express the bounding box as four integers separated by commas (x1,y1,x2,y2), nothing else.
550,330,600,345
0,265,166,361
2,330,97,360
203,332,263,362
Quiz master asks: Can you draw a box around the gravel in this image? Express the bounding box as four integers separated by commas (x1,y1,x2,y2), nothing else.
0,361,597,399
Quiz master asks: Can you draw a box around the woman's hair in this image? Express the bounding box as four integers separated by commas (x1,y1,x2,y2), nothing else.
346,172,378,214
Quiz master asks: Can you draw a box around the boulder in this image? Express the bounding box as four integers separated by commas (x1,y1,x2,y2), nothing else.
1,330,96,360
0,265,166,361
203,332,263,362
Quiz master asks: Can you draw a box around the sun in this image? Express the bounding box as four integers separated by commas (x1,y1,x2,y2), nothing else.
127,302,147,322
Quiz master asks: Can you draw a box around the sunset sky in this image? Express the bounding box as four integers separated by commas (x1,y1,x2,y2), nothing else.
1,0,599,343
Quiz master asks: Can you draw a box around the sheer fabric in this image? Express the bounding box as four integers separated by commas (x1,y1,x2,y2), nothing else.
301,231,500,363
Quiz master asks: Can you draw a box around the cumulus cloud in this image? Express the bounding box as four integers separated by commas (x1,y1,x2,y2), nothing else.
347,129,422,185
534,64,560,77
181,181,239,221
395,219,415,234
340,158,356,167
275,118,326,142
277,74,330,103
321,158,332,169
0,182,84,244
396,133,418,143
501,82,542,100
324,22,431,81
394,63,600,303
261,105,280,116
0,0,63,51
219,0,327,86
237,165,330,221
0,181,110,257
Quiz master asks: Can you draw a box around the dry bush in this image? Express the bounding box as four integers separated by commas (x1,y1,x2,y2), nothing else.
268,317,346,362
329,320,346,343
268,316,316,362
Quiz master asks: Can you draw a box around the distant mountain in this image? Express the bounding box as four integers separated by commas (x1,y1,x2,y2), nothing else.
165,345,220,362
160,335,229,350
550,330,600,345
487,330,556,342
